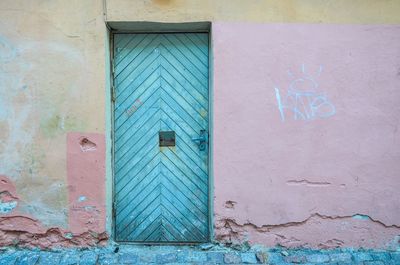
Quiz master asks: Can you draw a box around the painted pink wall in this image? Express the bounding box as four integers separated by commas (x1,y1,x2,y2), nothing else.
212,23,400,249
67,132,106,235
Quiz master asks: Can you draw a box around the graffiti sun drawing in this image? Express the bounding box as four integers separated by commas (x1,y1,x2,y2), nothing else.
274,64,336,122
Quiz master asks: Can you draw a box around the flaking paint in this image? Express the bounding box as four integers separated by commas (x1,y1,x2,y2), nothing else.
212,22,400,249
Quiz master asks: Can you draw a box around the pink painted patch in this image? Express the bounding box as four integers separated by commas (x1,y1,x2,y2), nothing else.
212,22,400,249
67,132,106,234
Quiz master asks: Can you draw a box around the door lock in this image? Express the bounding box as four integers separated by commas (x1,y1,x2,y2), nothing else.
192,130,208,151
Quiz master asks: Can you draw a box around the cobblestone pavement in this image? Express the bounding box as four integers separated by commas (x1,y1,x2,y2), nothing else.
0,244,399,264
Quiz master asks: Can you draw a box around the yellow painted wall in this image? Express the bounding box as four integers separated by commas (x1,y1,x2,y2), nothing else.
0,0,105,228
106,0,400,24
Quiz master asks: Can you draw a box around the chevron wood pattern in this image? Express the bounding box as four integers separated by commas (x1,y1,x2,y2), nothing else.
113,33,209,242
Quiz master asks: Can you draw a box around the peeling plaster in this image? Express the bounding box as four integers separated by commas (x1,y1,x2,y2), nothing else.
67,133,106,235
0,201,17,214
0,216,108,249
0,175,108,248
215,213,400,249
213,22,400,250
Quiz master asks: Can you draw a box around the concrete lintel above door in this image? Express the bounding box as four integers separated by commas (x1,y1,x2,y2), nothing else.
107,21,211,33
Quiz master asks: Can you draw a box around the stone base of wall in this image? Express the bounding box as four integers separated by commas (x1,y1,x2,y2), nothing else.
1,245,399,264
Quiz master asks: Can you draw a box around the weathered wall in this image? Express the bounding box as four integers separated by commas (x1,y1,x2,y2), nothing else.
0,0,399,249
0,0,107,247
212,23,400,249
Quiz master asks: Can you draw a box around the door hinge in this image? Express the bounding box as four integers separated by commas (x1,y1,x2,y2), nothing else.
110,56,115,75
111,86,116,102
112,202,116,218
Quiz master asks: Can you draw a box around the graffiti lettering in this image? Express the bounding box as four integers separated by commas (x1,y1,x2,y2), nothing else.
274,65,335,122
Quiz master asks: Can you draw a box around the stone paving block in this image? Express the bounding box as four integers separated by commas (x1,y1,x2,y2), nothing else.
0,252,18,265
266,252,285,264
207,252,224,263
59,252,80,265
119,252,139,264
364,261,385,265
98,253,119,265
176,250,207,263
284,254,307,263
306,253,330,263
155,253,177,264
186,251,208,262
329,252,352,263
16,252,40,265
38,252,62,265
224,252,242,264
199,243,214,251
0,247,398,265
384,259,400,265
370,251,390,261
139,252,157,263
353,252,374,262
176,250,189,263
241,252,258,264
390,252,400,262
268,262,293,265
301,263,337,265
79,252,98,265
255,250,269,264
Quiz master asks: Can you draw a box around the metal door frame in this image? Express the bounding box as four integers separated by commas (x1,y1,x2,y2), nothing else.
107,23,213,244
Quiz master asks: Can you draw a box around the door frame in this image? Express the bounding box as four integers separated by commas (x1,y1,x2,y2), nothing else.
105,22,214,244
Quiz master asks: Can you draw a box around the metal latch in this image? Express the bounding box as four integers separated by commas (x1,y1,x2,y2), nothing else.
192,130,208,151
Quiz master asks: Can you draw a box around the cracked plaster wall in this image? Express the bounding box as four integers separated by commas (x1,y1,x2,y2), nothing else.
212,22,400,249
0,0,400,249
0,0,107,248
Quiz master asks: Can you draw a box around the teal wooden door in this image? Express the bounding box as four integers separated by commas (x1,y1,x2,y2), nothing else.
113,33,209,242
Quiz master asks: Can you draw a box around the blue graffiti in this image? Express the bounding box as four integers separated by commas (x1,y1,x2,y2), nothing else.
274,65,335,122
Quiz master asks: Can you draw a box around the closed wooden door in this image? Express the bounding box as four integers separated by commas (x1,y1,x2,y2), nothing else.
113,33,209,242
